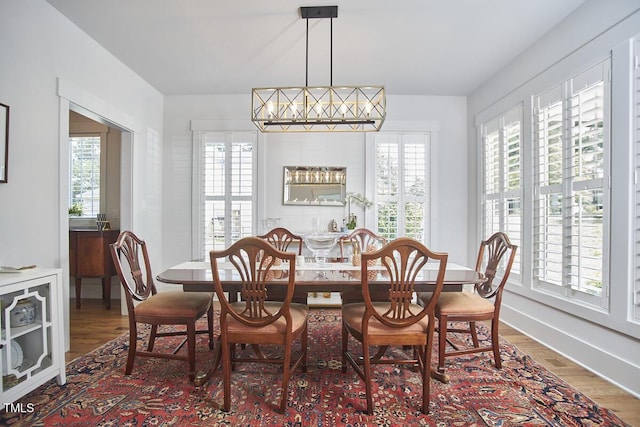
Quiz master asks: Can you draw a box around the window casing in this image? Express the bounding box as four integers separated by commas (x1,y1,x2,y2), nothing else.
198,131,256,257
481,104,523,280
533,59,610,308
373,133,430,241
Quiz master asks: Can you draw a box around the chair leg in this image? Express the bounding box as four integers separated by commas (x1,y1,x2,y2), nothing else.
437,315,447,374
279,340,293,413
187,322,196,382
302,323,308,373
421,347,429,413
469,321,480,347
147,324,158,351
126,323,137,375
207,304,215,350
363,343,374,415
341,321,349,373
422,328,435,414
221,341,232,412
491,317,502,368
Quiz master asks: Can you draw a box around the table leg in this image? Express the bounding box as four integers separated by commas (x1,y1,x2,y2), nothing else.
194,339,222,387
431,369,449,383
75,277,82,309
102,276,111,310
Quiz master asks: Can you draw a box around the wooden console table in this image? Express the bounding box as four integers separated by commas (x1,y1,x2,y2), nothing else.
69,229,120,309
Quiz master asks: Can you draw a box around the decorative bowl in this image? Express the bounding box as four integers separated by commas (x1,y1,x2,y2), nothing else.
10,298,36,327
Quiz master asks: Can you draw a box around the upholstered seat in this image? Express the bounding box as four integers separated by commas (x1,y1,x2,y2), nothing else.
435,292,495,316
226,301,308,335
342,302,429,337
134,291,213,319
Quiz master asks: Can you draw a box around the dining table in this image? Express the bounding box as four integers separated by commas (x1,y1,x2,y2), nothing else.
156,259,484,293
156,259,485,384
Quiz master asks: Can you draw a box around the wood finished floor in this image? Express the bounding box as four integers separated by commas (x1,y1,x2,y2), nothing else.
68,299,640,426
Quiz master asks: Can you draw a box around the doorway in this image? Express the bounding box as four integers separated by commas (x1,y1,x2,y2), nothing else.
58,97,134,352
68,109,121,310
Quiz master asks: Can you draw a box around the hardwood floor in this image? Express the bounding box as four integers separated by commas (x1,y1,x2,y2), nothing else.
68,299,640,426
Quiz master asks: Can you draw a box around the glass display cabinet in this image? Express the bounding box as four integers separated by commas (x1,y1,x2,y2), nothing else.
0,268,66,404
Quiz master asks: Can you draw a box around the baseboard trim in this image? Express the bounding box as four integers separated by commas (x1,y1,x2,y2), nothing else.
501,304,640,399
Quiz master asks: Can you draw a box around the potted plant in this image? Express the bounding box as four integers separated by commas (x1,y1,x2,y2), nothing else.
68,203,83,217
345,192,372,229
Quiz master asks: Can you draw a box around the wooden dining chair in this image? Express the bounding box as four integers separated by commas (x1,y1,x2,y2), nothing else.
209,236,308,413
109,231,215,382
341,237,448,414
257,227,305,303
338,228,388,304
419,231,517,380
257,227,303,255
338,227,387,262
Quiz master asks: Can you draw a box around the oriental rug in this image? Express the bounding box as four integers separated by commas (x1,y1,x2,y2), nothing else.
0,309,630,426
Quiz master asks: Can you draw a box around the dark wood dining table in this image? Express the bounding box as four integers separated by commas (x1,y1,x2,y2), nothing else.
156,260,485,293
156,260,485,384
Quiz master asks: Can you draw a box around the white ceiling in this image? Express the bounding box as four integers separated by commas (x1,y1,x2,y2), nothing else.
47,0,586,96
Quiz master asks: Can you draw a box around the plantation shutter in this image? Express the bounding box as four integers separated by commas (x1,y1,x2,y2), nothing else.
534,85,564,288
201,131,256,255
567,64,607,301
481,104,522,278
533,59,609,307
482,117,501,239
374,132,429,241
503,107,522,277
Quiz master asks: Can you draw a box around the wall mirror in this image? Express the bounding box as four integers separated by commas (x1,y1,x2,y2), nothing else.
0,103,8,183
283,166,346,206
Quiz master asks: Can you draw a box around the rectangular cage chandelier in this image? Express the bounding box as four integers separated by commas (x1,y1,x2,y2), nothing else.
251,6,386,132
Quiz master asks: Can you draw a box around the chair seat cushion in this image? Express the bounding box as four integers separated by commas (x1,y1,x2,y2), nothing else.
225,301,308,336
342,302,429,336
435,292,495,316
135,291,213,319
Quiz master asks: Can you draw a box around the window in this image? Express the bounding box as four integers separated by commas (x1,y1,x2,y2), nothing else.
533,59,610,307
199,131,256,256
69,134,101,217
481,104,523,278
373,133,429,241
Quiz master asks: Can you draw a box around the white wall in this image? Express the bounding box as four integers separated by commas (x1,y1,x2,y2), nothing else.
467,0,640,396
0,1,164,344
162,94,468,270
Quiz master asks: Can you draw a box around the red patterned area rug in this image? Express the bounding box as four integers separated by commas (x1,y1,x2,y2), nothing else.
1,309,630,426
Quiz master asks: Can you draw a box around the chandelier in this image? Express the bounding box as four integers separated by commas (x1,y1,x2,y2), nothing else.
251,6,386,132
